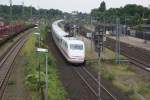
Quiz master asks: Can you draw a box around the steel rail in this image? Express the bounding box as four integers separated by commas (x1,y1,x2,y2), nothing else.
73,66,117,100
0,33,30,100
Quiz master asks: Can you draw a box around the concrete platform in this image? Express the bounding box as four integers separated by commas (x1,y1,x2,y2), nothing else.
109,36,150,51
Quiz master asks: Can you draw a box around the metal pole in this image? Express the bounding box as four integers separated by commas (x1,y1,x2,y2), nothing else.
103,17,105,52
118,22,120,64
39,35,40,47
115,18,120,64
38,52,40,95
144,32,147,44
73,25,76,37
37,35,40,93
45,54,48,100
36,49,40,99
38,6,40,20
30,5,32,20
98,32,101,100
98,33,100,65
9,0,12,34
98,72,101,100
10,0,12,22
115,18,118,64
90,15,92,25
91,33,93,52
22,2,25,19
35,50,39,96
125,16,126,36
36,55,40,98
98,45,101,100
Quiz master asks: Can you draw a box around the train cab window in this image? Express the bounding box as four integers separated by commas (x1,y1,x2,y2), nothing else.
70,44,83,50
65,42,68,48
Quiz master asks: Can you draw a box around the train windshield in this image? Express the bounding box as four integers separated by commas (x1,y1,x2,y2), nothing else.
70,44,83,50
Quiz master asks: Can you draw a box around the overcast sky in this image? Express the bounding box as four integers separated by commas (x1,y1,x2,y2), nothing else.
0,0,150,13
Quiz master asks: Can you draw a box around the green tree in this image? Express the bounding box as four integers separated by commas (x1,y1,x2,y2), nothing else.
0,5,63,21
91,4,150,26
99,1,106,12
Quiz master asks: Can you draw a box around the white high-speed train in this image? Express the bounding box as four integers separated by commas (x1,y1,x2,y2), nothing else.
52,20,85,64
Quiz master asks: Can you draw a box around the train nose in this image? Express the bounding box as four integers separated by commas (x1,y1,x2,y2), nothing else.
68,52,85,63
70,51,85,59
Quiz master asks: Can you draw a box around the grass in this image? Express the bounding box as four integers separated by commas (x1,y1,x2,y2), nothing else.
21,26,66,100
8,80,15,85
84,34,150,100
80,36,98,60
102,48,126,60
93,60,150,100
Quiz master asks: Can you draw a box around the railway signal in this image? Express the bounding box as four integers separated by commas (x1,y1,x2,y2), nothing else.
34,32,41,97
34,32,41,47
115,18,121,64
94,26,105,57
30,5,33,20
9,0,13,34
72,24,78,37
22,2,25,19
94,25,105,100
36,48,48,100
9,0,12,22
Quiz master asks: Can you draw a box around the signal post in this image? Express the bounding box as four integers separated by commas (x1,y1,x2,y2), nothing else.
94,25,105,100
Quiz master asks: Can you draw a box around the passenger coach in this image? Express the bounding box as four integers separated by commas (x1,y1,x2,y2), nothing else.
51,20,85,64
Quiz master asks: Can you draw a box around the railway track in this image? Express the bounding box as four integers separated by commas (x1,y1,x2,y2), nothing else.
0,28,34,62
105,38,150,72
0,25,35,46
79,25,150,72
0,32,31,100
73,66,117,100
46,30,130,100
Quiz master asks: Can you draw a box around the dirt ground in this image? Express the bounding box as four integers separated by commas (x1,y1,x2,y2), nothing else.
0,29,34,60
46,32,97,100
0,33,24,59
82,31,150,100
2,51,31,100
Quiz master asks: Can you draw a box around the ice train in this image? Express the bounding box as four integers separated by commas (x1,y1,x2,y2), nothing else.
52,20,85,64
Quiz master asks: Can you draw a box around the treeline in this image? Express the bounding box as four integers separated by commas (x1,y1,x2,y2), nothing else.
91,1,150,26
0,5,63,22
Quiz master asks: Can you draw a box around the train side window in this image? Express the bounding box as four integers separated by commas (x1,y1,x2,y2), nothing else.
62,41,65,47
66,43,68,49
65,42,68,49
62,41,64,46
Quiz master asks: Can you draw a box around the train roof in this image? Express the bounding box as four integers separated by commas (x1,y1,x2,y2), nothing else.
52,20,84,45
63,37,84,45
52,20,69,37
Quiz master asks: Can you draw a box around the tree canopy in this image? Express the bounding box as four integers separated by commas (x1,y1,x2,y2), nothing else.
99,1,106,12
0,5,63,22
91,3,150,26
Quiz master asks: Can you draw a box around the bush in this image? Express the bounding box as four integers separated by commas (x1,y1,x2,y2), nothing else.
101,67,115,81
22,28,66,100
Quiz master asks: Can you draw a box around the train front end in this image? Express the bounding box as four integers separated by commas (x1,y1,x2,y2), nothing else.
67,40,85,64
